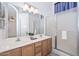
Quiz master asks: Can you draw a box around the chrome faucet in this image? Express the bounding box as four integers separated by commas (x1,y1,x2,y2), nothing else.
16,37,21,42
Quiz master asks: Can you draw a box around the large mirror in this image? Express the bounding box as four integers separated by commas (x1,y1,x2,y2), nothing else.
0,2,44,39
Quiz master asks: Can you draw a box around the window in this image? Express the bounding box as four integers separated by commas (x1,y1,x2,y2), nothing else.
54,2,77,14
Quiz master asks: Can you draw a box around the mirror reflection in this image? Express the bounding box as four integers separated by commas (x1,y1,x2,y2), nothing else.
7,4,16,38
0,3,5,29
0,2,44,38
20,12,44,36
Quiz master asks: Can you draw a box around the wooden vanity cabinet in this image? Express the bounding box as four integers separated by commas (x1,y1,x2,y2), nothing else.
0,38,52,56
34,41,42,56
22,43,34,56
0,48,22,56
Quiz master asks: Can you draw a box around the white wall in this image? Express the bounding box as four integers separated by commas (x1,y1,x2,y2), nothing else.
44,3,56,48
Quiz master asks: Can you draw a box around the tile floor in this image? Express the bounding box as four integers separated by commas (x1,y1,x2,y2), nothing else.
48,52,59,56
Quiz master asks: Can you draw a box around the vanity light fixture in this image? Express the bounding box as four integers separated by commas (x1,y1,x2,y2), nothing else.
23,3,39,14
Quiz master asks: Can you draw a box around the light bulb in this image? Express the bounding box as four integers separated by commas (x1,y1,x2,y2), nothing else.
29,6,35,13
33,9,39,14
23,4,29,11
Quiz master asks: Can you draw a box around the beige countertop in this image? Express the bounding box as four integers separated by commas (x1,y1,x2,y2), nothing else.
0,35,51,53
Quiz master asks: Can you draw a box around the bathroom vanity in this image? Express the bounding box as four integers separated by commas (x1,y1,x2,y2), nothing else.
0,36,52,56
0,3,52,56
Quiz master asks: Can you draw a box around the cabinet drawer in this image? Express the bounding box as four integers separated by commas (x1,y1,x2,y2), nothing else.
35,46,42,54
35,41,42,47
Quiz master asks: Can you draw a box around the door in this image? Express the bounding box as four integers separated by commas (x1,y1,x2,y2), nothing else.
56,9,78,55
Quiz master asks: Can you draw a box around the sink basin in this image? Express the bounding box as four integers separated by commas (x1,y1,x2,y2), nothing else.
30,36,38,40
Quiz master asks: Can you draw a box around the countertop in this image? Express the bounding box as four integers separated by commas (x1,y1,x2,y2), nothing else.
0,35,51,53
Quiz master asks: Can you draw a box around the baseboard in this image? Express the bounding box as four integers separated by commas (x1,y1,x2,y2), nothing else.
52,49,70,56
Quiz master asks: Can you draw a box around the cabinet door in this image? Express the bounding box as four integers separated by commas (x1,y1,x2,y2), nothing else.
48,38,52,54
22,44,34,56
42,39,48,56
0,48,22,56
34,41,42,56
